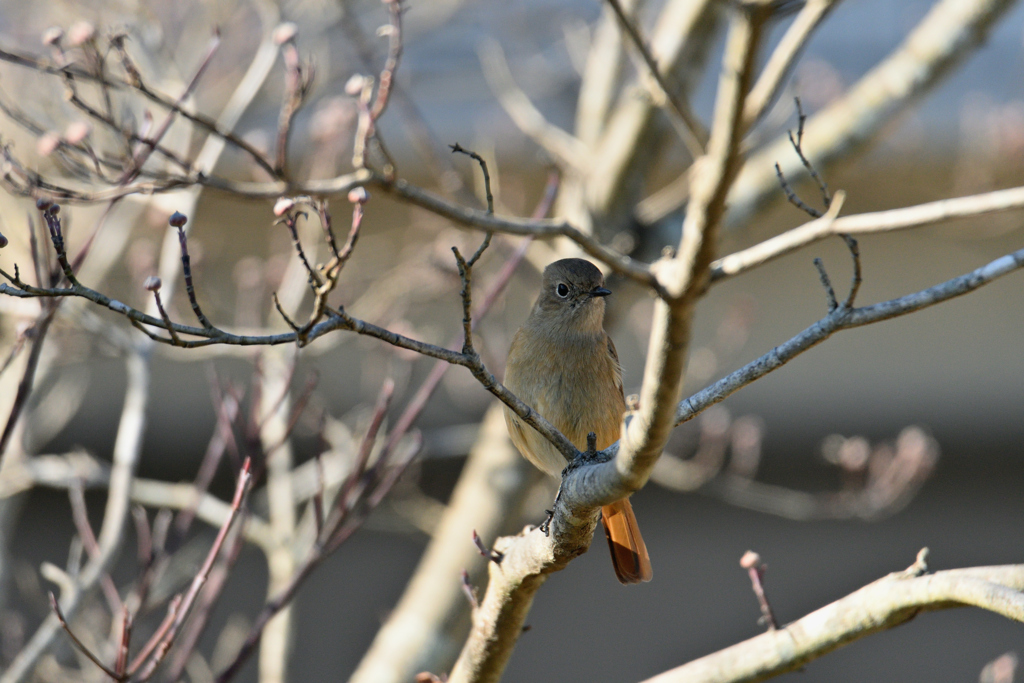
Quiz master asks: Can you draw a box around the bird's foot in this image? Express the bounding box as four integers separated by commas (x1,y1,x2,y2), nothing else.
539,508,555,536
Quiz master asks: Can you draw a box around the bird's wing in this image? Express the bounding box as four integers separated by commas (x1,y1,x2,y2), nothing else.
606,335,625,398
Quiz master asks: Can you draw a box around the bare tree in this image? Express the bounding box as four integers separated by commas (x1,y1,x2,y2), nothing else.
0,0,1021,682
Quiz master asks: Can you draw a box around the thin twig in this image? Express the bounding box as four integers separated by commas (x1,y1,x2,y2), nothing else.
273,26,312,177
775,162,822,218
67,482,124,616
129,458,252,681
173,214,214,329
449,143,494,215
840,233,861,307
789,97,832,209
740,551,778,630
48,593,120,681
151,289,182,346
812,257,837,312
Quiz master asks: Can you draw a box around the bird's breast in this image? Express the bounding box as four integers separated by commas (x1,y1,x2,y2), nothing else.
504,327,625,476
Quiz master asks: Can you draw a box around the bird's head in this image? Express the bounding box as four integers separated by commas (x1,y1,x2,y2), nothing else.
531,258,611,334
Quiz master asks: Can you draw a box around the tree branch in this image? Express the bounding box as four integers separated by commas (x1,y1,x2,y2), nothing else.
741,0,841,130
679,247,1024,425
712,184,1024,281
642,560,1024,683
477,40,591,173
1,349,150,683
727,0,1016,225
445,5,773,681
603,0,708,157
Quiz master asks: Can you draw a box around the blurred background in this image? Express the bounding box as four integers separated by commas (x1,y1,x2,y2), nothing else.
0,0,1023,681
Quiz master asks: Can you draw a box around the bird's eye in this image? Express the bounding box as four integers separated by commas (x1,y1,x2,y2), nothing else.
556,283,569,298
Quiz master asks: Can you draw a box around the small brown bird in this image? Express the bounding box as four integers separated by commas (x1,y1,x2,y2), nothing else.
503,258,652,583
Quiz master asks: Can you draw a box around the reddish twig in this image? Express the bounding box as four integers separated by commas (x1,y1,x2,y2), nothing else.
461,569,479,609
129,458,252,681
125,596,181,677
740,551,778,630
114,607,132,679
119,32,221,184
49,592,120,681
164,511,249,681
272,25,314,177
472,530,503,563
215,379,410,683
369,0,403,122
68,482,124,616
172,384,241,540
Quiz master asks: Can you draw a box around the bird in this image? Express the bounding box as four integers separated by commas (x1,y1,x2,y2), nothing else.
503,258,652,584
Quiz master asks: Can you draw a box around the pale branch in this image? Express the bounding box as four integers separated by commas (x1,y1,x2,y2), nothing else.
574,1,629,147
584,0,721,228
132,479,273,551
476,39,591,173
727,0,1016,225
446,5,773,682
712,184,1024,281
0,450,276,552
741,0,841,130
255,347,300,683
678,246,1024,426
642,560,1024,683
603,0,708,157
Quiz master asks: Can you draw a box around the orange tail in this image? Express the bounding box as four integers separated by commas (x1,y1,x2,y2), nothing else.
600,498,653,584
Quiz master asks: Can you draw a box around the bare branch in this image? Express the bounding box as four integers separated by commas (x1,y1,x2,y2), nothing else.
642,561,1024,683
679,247,1024,425
712,184,1024,281
811,257,838,312
603,0,707,157
48,593,120,681
477,40,592,173
129,459,252,681
446,5,773,681
741,0,841,129
2,350,150,683
739,551,777,630
727,0,1017,224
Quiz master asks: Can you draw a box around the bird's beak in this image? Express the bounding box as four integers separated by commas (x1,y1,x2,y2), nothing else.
590,286,612,298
